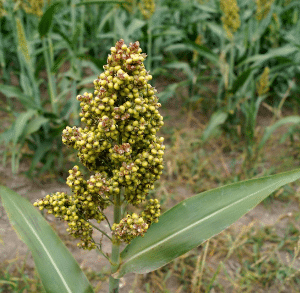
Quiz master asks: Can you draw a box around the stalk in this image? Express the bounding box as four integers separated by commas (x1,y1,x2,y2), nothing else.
228,39,235,111
108,187,122,292
147,17,152,72
42,37,58,114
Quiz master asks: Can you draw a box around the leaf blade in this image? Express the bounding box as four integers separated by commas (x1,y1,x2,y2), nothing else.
0,186,95,293
258,116,300,150
114,168,300,278
38,2,62,38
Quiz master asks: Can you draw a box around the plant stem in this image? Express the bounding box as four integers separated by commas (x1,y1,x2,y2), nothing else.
147,17,152,72
228,39,235,110
87,220,112,240
42,37,58,115
108,187,122,292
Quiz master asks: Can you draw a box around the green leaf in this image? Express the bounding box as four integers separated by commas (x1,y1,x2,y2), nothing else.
38,3,62,38
126,19,146,38
258,116,300,150
238,45,298,68
165,43,219,65
76,0,127,5
157,83,180,103
114,168,300,278
230,67,254,94
0,186,95,293
23,116,49,137
27,140,53,175
20,72,33,97
202,111,228,142
13,110,36,146
164,62,194,81
77,74,99,87
0,84,40,110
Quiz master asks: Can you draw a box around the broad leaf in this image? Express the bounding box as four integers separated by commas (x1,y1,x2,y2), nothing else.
0,186,95,293
114,168,300,278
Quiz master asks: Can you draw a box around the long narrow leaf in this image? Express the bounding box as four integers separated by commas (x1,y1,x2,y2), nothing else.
238,45,298,68
76,0,127,5
202,111,228,142
0,186,95,293
114,168,300,278
23,116,49,137
258,116,300,150
0,84,40,110
38,3,62,38
13,110,36,146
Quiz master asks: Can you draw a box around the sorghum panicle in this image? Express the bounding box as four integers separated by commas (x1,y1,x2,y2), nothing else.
12,0,49,17
0,0,6,18
139,0,155,19
34,39,164,248
220,0,241,39
255,0,275,21
256,67,270,96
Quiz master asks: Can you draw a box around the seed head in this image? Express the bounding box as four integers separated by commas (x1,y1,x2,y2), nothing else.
220,0,241,39
139,0,156,19
34,39,164,247
256,67,270,96
255,0,275,21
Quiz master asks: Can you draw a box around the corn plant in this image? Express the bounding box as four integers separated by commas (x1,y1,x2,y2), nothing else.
1,39,300,293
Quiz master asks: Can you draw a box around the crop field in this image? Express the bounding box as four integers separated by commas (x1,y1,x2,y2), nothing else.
1,0,300,292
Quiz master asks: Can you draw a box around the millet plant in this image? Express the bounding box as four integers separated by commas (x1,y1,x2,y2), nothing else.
2,39,300,293
33,38,164,289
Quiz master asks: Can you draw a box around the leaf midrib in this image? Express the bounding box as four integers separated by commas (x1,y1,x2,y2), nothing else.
8,196,72,293
122,179,285,265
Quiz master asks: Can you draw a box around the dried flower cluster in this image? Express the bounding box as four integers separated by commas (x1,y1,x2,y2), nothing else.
220,0,241,39
34,39,164,248
256,67,270,96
